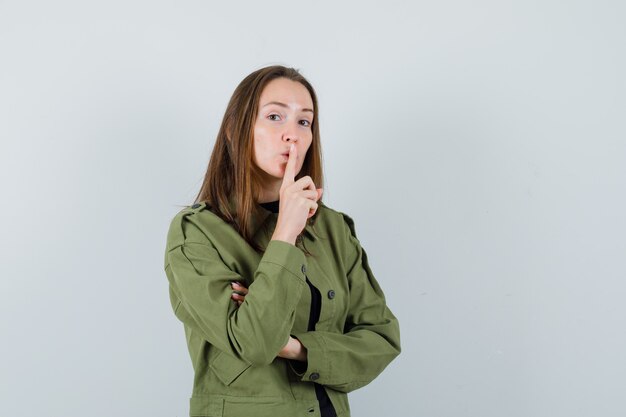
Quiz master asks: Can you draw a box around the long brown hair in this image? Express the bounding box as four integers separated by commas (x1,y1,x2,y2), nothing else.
193,65,324,253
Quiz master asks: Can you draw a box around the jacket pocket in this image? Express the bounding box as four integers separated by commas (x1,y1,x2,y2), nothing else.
189,395,224,417
222,397,287,417
209,349,253,386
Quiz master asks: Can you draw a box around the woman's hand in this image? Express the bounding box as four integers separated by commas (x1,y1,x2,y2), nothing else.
231,281,248,306
230,281,307,362
272,143,323,245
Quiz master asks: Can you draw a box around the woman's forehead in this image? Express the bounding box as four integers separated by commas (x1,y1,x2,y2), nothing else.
259,78,314,111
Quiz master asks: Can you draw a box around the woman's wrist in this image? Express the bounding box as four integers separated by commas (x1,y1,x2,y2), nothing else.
279,336,308,361
271,229,297,245
290,338,307,361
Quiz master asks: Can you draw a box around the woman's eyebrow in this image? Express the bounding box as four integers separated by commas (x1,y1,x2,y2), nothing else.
261,101,314,114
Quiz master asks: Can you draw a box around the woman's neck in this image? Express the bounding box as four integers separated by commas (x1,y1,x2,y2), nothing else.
257,181,281,203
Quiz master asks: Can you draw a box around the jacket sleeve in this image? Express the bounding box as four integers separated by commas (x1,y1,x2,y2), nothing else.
290,213,401,393
164,214,308,366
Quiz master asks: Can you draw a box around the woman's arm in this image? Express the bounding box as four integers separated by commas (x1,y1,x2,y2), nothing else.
229,212,401,392
165,208,308,366
231,282,308,361
288,212,401,393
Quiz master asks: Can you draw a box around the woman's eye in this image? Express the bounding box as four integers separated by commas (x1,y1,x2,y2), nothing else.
268,114,310,127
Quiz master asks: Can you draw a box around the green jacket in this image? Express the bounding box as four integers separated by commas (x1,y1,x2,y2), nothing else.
164,200,401,417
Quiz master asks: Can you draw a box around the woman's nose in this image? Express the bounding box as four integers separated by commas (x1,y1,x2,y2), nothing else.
284,135,298,143
282,122,300,143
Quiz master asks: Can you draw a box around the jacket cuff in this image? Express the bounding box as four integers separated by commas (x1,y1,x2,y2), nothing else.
260,240,307,282
289,331,328,383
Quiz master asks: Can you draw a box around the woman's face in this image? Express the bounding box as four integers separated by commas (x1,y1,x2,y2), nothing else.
253,77,314,183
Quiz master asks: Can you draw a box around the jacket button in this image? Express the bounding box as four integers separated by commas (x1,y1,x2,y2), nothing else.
191,203,201,209
327,290,335,299
310,372,320,381
301,264,307,274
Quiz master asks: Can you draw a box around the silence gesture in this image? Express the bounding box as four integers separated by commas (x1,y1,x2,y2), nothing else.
271,143,323,245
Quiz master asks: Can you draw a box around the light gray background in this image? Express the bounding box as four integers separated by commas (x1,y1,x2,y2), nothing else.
1,1,624,416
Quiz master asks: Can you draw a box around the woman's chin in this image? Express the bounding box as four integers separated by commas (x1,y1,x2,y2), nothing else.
259,167,284,181
271,164,288,179
257,161,291,181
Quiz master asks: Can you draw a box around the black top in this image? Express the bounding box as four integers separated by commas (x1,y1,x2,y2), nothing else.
259,200,337,417
259,199,280,214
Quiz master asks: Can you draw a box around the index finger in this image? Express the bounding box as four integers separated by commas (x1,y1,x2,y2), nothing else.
282,143,297,187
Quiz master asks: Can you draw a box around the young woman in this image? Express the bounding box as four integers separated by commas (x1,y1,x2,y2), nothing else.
164,65,401,417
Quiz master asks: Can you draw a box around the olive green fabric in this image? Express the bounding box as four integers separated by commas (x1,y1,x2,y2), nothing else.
164,200,401,417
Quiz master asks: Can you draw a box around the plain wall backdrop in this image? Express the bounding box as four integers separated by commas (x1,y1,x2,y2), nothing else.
1,1,625,416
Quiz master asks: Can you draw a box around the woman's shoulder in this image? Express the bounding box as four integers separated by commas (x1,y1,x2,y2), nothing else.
315,201,360,239
164,202,234,252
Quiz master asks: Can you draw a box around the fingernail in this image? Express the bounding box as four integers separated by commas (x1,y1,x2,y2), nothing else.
290,144,295,151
